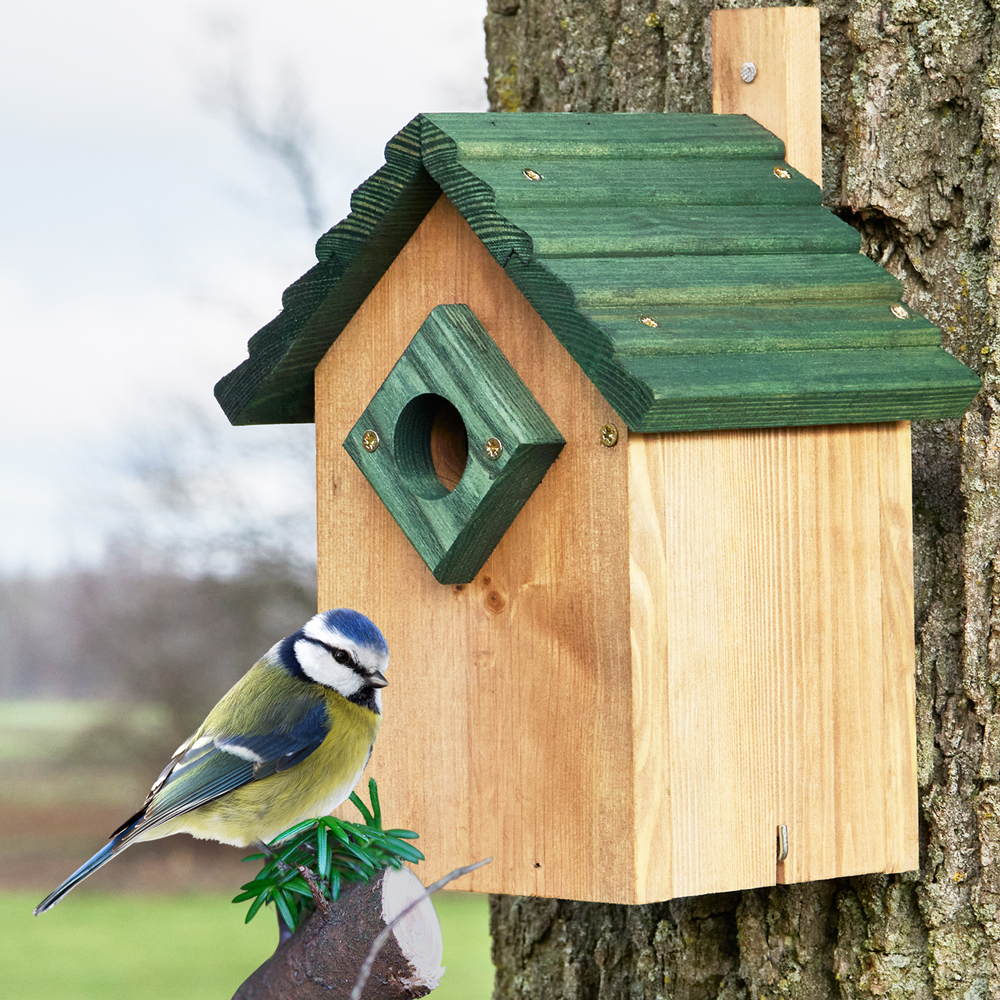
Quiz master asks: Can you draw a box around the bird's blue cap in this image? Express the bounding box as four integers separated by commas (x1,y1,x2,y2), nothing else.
317,608,388,655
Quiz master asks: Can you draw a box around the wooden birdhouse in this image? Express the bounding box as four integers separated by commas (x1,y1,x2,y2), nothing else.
215,10,980,904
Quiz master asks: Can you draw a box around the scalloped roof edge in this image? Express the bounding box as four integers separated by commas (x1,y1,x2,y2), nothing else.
214,112,981,431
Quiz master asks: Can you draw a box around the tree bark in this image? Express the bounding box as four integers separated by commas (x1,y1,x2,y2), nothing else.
485,1,998,997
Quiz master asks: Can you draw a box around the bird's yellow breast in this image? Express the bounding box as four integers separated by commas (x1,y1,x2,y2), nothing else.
141,689,381,847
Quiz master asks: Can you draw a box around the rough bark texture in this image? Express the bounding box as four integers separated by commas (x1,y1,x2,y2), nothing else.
485,1,999,997
233,869,441,1000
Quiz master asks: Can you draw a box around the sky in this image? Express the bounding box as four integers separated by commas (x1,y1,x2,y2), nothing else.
0,1,488,572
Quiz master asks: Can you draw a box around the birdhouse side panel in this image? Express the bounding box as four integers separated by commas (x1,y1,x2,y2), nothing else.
875,421,919,875
629,431,779,900
315,195,639,903
628,422,917,898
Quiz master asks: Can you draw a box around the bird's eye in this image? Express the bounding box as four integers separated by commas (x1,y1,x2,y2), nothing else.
333,648,352,665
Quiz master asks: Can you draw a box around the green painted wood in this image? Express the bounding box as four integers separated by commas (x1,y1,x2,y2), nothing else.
470,158,821,209
619,346,984,430
539,253,902,306
343,304,565,584
214,118,440,425
590,302,941,355
215,112,981,431
422,111,788,160
502,206,860,257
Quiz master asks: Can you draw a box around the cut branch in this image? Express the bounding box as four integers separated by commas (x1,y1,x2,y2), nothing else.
232,866,445,1000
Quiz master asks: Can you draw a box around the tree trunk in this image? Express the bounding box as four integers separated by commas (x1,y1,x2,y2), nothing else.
485,1,999,997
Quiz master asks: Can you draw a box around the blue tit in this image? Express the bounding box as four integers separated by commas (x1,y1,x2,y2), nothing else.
34,608,389,915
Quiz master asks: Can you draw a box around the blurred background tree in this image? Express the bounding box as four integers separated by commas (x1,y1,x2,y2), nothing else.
0,402,317,761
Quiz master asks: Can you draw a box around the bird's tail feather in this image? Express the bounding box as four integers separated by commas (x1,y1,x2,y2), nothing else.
33,831,131,915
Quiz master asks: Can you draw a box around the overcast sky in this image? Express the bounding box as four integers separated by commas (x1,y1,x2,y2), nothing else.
0,1,488,572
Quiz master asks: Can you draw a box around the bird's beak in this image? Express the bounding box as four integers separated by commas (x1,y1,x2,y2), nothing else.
369,671,388,688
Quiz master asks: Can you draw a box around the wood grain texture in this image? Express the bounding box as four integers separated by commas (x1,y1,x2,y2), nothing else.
877,422,920,874
712,7,823,186
495,205,860,256
316,195,637,902
342,303,564,584
218,111,979,433
628,422,917,899
316,195,917,902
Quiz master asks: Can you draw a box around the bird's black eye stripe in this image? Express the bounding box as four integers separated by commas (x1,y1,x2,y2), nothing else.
303,636,356,668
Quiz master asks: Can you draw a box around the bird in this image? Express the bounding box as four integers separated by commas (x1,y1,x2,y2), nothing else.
34,608,389,915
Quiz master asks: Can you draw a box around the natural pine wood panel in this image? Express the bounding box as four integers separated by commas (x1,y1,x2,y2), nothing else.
770,425,887,883
629,423,915,897
877,422,920,873
316,195,637,903
712,7,823,186
629,433,776,899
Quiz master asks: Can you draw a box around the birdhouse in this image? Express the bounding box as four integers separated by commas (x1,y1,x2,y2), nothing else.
215,11,979,904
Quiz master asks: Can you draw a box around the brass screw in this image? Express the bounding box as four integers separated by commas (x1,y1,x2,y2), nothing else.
891,304,909,319
773,166,791,179
523,168,543,181
640,316,659,327
362,430,380,453
485,437,504,460
600,424,619,447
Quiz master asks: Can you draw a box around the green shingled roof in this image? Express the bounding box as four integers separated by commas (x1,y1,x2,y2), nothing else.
215,112,980,431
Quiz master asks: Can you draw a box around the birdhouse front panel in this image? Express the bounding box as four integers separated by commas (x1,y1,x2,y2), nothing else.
217,112,978,904
316,195,639,902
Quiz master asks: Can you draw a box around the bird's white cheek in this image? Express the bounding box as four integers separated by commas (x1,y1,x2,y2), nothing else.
295,641,364,695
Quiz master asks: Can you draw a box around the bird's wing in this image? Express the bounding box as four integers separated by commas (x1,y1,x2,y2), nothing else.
113,695,330,840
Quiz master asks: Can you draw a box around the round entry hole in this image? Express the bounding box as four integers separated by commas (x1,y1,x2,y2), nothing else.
396,394,469,497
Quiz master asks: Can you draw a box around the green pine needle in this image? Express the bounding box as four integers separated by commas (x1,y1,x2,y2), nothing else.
233,778,423,933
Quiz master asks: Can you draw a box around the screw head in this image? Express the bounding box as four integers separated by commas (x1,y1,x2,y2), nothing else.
640,316,659,328
600,424,619,448
741,61,757,84
522,168,543,181
773,166,791,179
891,304,910,319
362,430,380,453
485,437,503,460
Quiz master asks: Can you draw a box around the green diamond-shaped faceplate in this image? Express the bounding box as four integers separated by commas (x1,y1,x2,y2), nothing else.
344,304,565,584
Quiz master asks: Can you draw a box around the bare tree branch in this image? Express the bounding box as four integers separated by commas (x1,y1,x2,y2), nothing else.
197,17,325,230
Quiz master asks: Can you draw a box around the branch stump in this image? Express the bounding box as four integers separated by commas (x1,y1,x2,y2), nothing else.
233,866,444,1000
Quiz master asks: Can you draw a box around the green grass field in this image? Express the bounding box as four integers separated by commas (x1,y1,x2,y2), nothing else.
1,890,492,999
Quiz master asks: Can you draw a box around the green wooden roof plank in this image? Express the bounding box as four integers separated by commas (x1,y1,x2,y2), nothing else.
423,111,788,160
624,346,981,396
538,253,903,308
469,158,820,209
635,387,980,431
590,302,942,355
620,347,983,430
501,205,860,258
